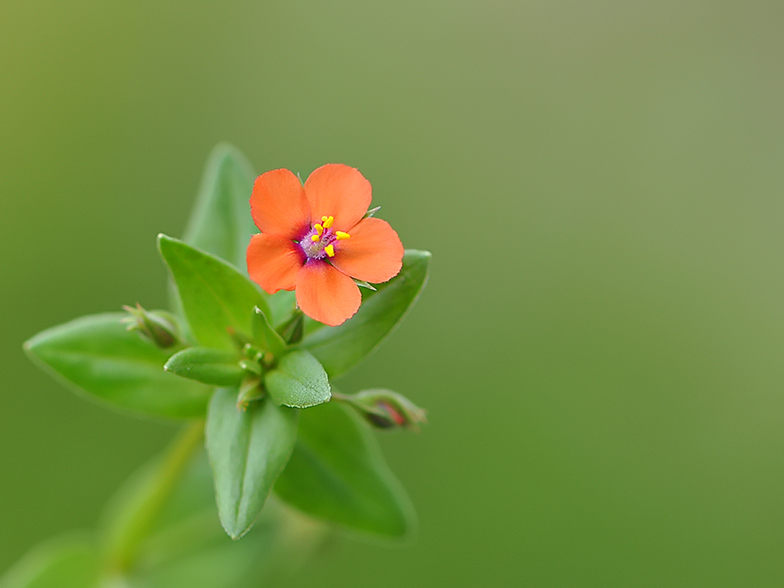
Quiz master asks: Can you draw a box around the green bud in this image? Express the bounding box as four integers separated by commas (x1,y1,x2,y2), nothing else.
238,358,262,375
121,303,180,349
236,375,264,410
338,389,427,431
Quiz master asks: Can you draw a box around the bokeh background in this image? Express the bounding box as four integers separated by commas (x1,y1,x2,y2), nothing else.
3,1,784,585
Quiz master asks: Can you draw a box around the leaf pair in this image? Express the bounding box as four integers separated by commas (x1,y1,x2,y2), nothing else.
24,246,430,420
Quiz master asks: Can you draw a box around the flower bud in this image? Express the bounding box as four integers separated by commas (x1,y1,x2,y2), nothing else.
237,375,264,410
121,303,180,348
341,389,427,431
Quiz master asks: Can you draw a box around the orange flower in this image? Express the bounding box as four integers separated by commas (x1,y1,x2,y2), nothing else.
247,164,404,327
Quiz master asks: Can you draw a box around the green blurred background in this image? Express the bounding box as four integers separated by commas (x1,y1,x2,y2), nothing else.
3,0,784,585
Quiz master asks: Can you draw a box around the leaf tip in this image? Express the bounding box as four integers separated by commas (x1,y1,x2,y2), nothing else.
21,337,36,358
22,333,45,361
157,232,181,252
219,513,255,541
406,249,433,266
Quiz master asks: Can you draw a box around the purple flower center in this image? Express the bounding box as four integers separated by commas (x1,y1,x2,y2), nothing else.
298,215,351,260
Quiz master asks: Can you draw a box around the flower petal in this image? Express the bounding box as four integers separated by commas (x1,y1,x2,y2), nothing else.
247,233,305,294
330,218,404,283
250,169,311,239
295,261,362,327
304,164,372,232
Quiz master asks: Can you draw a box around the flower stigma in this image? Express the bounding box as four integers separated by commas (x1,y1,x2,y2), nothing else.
299,215,350,260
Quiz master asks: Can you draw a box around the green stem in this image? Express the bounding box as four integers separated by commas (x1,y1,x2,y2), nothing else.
105,420,205,573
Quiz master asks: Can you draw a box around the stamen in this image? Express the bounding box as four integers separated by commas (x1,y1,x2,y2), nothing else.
301,215,341,260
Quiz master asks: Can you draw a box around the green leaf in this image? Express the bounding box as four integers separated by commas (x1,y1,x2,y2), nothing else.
24,314,213,419
264,350,331,408
0,535,101,588
182,143,257,273
206,389,299,539
275,401,416,539
251,307,286,357
299,250,431,379
165,347,244,386
159,235,270,351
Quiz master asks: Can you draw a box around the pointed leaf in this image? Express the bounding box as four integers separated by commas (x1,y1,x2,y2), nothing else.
300,250,431,378
183,143,257,273
165,347,244,386
251,307,286,357
0,536,100,588
206,389,299,539
264,350,330,408
24,314,212,419
275,401,416,539
159,235,270,351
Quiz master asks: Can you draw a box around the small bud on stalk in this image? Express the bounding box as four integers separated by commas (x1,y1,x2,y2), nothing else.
336,389,427,431
121,303,180,348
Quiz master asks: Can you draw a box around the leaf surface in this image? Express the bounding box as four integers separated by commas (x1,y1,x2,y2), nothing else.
264,350,331,408
275,401,416,539
251,307,286,357
206,389,299,539
165,347,244,387
24,313,212,419
159,235,269,351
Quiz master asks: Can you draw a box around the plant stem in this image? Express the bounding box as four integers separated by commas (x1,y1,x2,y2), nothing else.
105,420,205,573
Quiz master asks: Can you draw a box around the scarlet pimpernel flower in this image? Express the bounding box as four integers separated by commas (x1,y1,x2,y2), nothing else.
247,164,404,326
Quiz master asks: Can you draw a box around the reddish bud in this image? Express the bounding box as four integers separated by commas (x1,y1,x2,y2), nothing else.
339,389,427,431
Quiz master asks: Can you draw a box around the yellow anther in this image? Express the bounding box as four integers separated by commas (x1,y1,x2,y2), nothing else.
321,216,329,222
310,234,320,242
323,216,334,229
325,244,335,258
314,224,323,235
335,231,351,240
